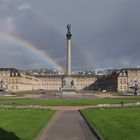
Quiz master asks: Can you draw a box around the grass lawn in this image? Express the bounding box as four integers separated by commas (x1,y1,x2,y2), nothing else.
0,98,140,106
82,107,140,140
0,109,55,140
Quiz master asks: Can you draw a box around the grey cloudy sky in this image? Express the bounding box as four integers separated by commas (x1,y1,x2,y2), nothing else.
0,0,140,70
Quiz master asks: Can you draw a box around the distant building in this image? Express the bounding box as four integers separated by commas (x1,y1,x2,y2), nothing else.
37,75,97,92
92,72,118,92
94,68,140,94
0,68,96,92
118,68,140,94
1,67,140,94
0,68,41,92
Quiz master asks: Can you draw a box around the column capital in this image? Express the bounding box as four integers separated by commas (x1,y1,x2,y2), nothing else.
66,33,72,40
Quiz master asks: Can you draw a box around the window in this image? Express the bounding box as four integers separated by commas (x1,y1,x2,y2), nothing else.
123,73,126,76
11,73,15,76
120,79,122,84
124,79,126,84
124,86,126,90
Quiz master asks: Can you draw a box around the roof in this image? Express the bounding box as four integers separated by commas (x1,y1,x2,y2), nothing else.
0,68,19,72
120,68,140,72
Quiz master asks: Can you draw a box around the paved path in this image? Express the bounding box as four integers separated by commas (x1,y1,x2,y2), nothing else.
39,111,98,140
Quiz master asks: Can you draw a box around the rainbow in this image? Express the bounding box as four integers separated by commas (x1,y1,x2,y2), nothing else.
0,31,63,70
27,7,97,69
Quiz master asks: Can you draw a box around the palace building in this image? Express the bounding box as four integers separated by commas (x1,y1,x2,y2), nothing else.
0,68,96,93
0,68,42,92
0,68,140,94
94,68,140,93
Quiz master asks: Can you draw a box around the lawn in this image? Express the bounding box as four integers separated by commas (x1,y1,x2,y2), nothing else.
82,107,140,140
0,98,140,106
0,109,55,140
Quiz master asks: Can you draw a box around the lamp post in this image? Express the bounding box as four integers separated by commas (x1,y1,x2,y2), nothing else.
32,78,34,99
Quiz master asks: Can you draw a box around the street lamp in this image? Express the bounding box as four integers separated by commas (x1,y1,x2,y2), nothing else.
32,78,34,99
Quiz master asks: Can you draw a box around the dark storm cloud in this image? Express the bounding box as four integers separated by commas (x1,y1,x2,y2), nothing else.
0,41,48,69
0,0,140,70
89,0,140,68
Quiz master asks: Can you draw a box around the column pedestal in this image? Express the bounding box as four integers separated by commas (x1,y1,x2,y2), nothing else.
61,77,76,95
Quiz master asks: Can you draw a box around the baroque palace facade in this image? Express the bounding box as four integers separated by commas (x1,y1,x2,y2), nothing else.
94,68,140,93
0,68,96,92
0,68,140,93
0,68,42,92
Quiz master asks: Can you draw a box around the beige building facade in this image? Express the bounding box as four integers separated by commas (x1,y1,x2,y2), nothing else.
1,68,139,94
118,68,140,93
0,68,97,92
0,68,42,92
38,75,97,92
95,68,140,93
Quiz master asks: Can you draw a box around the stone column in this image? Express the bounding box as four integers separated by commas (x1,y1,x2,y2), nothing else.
61,24,76,93
66,24,72,76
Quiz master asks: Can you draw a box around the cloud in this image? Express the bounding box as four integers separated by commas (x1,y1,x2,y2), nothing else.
2,17,15,32
0,0,140,70
0,0,21,32
18,4,30,11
